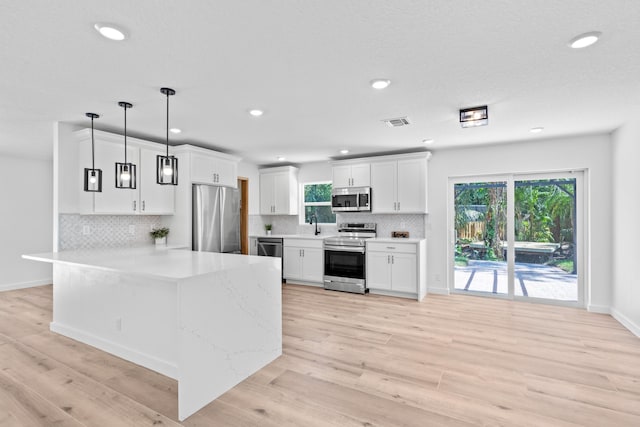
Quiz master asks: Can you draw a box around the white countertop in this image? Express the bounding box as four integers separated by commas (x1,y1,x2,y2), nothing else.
250,234,424,243
368,237,425,243
250,234,330,240
23,246,278,281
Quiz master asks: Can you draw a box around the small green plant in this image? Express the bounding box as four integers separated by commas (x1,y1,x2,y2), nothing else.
264,224,272,231
150,227,170,239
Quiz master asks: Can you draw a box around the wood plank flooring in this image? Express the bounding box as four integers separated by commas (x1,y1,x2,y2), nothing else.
0,284,639,426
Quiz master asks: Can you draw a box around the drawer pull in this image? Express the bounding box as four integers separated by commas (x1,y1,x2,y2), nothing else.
386,246,396,250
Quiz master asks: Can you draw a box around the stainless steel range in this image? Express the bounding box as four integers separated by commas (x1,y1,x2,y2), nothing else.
323,223,377,294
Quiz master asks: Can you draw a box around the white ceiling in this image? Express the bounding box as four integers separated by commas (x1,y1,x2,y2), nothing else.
1,1,639,165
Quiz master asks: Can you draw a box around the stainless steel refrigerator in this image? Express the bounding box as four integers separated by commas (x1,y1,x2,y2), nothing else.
192,184,241,253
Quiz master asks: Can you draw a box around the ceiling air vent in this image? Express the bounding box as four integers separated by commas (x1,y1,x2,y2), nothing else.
382,117,410,127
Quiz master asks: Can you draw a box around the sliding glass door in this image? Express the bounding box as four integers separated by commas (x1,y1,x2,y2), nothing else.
451,172,583,306
453,180,508,296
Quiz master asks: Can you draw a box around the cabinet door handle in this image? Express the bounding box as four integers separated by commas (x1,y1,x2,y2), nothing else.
142,200,145,211
133,200,136,211
392,255,395,264
387,246,395,250
397,202,400,211
387,255,390,264
393,202,397,211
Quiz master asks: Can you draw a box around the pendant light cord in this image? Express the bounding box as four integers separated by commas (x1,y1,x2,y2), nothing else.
91,116,95,170
124,105,128,164
165,91,170,157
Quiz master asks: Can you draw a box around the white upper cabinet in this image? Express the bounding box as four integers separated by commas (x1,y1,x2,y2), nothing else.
370,161,397,213
79,137,138,214
77,129,176,215
371,154,428,214
260,166,299,215
190,152,237,188
332,162,370,187
139,147,174,214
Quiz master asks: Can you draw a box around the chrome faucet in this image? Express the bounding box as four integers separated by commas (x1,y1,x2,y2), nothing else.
308,215,321,236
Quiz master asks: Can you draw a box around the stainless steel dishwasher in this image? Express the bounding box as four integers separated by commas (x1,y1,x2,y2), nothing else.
257,237,283,281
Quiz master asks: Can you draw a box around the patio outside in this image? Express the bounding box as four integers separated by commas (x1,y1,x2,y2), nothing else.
454,178,577,302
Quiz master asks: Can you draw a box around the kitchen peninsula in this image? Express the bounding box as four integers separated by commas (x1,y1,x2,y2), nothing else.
23,247,282,421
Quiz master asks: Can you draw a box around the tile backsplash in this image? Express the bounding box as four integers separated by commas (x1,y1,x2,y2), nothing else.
59,214,163,250
254,213,425,238
336,213,426,238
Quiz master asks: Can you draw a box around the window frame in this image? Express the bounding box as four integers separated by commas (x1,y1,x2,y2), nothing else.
299,181,336,225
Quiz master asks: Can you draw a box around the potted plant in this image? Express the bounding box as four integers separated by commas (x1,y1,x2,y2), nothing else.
150,227,170,245
264,224,272,236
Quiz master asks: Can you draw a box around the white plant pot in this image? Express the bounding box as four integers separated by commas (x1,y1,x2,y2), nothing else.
266,230,272,236
155,237,167,246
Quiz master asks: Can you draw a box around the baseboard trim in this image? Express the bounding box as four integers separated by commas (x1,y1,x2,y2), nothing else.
0,278,52,292
283,280,323,288
587,304,610,314
427,287,450,295
610,308,640,338
50,322,178,379
369,289,418,300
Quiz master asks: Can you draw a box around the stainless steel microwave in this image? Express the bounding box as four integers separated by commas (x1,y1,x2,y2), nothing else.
331,187,371,212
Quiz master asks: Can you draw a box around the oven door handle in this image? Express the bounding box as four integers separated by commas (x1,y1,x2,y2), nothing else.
324,245,366,253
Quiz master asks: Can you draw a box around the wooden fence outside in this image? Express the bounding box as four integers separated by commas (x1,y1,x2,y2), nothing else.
457,221,485,241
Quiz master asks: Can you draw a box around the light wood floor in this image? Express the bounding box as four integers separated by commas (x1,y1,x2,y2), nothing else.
1,284,639,426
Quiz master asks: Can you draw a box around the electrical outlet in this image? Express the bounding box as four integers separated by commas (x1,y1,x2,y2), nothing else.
82,225,91,235
435,274,441,282
115,318,122,331
128,225,135,235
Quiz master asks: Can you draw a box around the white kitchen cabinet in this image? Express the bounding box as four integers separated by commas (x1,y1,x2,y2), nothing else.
283,238,323,284
260,166,299,215
332,162,370,187
139,147,175,214
78,131,175,215
191,152,237,188
79,137,138,214
371,154,428,214
366,240,426,300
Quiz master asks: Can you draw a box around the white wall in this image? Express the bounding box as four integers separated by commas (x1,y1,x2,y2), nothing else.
427,134,612,312
611,122,640,336
0,154,53,290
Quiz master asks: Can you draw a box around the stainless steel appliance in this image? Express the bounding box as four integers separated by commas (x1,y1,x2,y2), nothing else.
192,184,240,253
257,237,283,281
323,223,376,294
331,187,371,212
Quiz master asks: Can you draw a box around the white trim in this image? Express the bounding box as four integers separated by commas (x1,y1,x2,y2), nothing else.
0,279,52,292
611,308,640,338
587,304,610,314
50,321,178,379
426,287,450,295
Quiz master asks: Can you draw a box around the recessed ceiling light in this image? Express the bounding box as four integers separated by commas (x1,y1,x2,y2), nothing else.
277,156,285,161
370,79,391,90
94,23,127,41
530,127,544,134
169,128,182,134
568,31,601,49
422,139,435,145
249,109,264,117
340,149,349,154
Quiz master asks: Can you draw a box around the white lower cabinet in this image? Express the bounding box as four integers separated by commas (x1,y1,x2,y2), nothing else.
283,239,323,284
366,240,426,300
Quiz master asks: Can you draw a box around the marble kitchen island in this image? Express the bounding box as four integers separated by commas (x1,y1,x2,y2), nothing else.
23,247,282,421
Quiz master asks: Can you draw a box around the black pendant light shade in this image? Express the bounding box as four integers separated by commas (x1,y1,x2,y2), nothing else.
115,101,137,189
84,113,103,192
157,87,178,185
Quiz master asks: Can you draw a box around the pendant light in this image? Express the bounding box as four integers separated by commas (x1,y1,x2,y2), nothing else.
157,87,178,185
83,113,102,192
115,101,137,189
